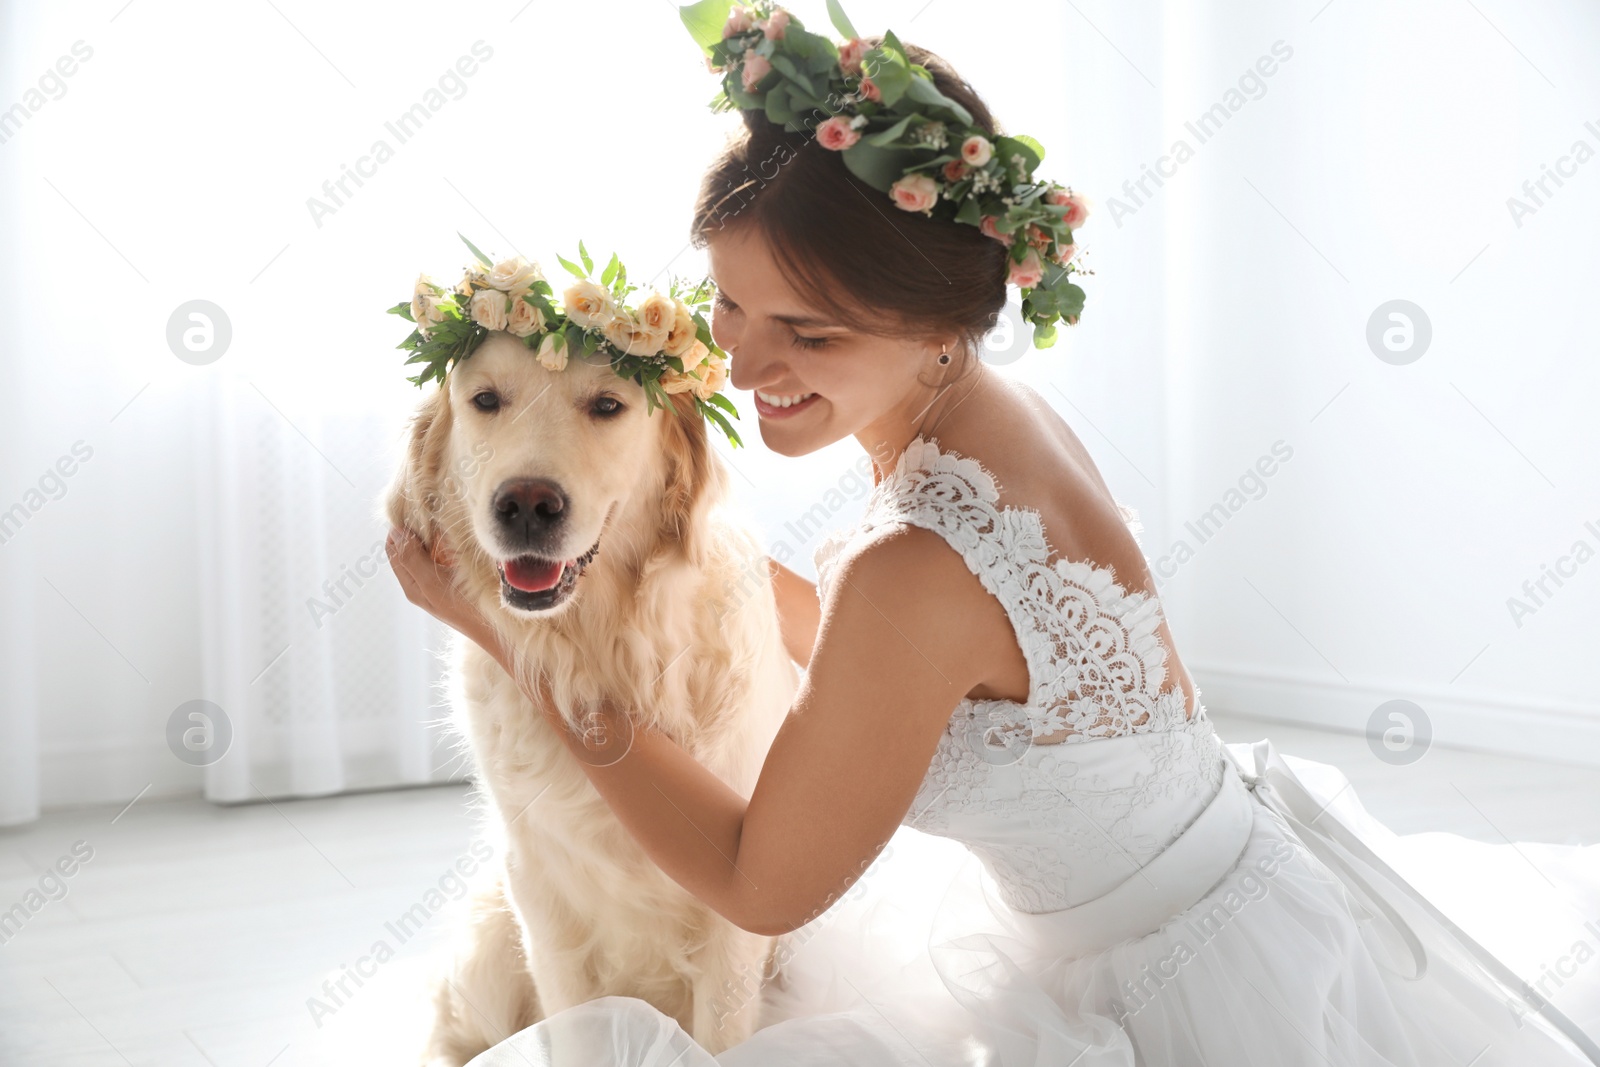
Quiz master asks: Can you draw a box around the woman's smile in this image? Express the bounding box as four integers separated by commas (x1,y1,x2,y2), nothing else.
753,390,822,419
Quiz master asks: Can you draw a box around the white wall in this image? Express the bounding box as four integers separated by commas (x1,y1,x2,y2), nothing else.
3,0,1597,816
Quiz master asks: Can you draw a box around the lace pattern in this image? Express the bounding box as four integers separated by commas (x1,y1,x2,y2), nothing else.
813,435,1227,913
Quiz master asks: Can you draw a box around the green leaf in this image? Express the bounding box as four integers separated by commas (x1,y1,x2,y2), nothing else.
903,76,972,125
679,0,735,55
1014,134,1045,164
1032,321,1058,349
706,391,740,416
769,53,819,99
864,113,916,146
954,196,983,226
995,135,1042,176
388,301,415,322
556,253,586,280
601,252,619,286
578,241,593,275
840,140,916,192
825,0,859,39
458,232,494,269
860,38,912,107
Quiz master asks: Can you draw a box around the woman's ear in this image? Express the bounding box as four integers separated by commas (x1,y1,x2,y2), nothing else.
384,384,454,553
657,395,729,567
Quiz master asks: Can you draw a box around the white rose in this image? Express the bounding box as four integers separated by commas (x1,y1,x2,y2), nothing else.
661,340,713,395
487,256,543,294
662,299,699,357
470,288,509,332
506,294,545,338
563,280,616,328
410,274,447,336
603,311,669,356
535,333,567,371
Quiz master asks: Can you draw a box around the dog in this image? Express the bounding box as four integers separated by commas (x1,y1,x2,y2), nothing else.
384,331,797,1063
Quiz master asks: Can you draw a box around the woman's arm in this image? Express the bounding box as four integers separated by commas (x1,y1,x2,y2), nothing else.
388,522,1016,936
766,556,820,668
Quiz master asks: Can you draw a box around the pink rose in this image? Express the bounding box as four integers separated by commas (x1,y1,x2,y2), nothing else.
1054,241,1079,265
723,7,754,37
961,135,993,167
741,53,772,92
890,173,939,214
979,215,1013,246
942,159,968,182
838,38,869,76
1047,187,1091,228
858,76,881,102
1008,248,1044,289
816,115,860,151
758,9,790,40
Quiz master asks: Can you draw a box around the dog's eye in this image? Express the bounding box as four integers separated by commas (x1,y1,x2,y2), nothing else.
590,395,623,418
472,391,501,413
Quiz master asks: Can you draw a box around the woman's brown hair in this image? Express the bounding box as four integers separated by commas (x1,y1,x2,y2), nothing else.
691,38,1008,365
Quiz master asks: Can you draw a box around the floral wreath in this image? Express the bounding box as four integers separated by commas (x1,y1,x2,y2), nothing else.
389,233,743,447
681,0,1092,348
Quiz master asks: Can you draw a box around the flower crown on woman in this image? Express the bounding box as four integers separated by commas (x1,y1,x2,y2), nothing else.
389,234,743,447
681,0,1092,348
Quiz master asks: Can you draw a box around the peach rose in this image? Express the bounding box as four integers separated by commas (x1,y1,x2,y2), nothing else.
1007,248,1045,289
942,159,968,182
890,173,939,214
693,351,729,399
410,274,447,337
635,291,677,344
562,280,615,328
741,53,772,92
961,135,993,167
816,115,860,151
663,300,699,357
661,340,712,394
506,294,545,338
758,10,790,40
723,6,754,36
858,76,881,102
535,333,567,372
1047,187,1092,228
838,38,869,76
603,311,669,356
980,215,1014,246
1054,241,1079,265
470,288,509,332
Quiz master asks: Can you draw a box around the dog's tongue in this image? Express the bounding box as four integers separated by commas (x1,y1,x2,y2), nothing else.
503,557,564,593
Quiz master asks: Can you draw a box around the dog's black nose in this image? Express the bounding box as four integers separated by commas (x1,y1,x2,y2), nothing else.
492,478,568,541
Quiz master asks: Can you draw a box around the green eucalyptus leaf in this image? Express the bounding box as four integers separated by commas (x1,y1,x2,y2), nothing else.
458,232,494,269
825,0,859,39
679,0,734,55
903,76,972,125
840,140,916,192
1032,321,1058,349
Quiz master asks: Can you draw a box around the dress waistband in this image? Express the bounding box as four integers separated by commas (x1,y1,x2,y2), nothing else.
1003,756,1256,960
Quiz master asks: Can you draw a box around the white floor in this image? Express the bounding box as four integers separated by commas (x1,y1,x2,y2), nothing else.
3,713,1599,1066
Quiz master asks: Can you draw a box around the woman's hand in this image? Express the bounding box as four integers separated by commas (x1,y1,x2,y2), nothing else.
385,526,503,660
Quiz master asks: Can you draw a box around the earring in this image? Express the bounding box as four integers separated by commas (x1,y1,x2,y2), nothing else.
937,344,951,365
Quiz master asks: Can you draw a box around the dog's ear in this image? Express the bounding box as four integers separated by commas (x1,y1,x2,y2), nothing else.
384,384,454,553
658,396,729,566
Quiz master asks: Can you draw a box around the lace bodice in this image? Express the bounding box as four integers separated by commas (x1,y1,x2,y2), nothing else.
813,435,1226,913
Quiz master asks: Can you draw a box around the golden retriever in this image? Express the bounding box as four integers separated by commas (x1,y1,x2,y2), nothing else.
384,331,796,1063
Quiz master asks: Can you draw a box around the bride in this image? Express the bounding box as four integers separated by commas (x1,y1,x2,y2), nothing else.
386,6,1600,1065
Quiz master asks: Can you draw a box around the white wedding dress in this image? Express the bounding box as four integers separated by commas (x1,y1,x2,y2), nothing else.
467,435,1600,1066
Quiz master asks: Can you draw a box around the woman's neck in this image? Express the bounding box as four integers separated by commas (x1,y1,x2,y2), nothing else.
858,361,990,485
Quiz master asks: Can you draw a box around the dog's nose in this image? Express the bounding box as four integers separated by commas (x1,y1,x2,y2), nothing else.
492,478,568,540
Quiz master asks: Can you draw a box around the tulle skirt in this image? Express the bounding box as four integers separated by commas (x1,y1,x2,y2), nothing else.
465,740,1600,1066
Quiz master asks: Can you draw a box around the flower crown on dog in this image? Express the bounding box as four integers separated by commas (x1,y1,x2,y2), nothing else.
389,234,743,447
680,0,1092,348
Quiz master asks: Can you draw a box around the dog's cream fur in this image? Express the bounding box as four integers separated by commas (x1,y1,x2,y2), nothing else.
385,334,795,1064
